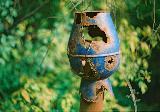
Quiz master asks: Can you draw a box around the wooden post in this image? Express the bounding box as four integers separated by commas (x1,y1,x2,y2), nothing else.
80,91,104,112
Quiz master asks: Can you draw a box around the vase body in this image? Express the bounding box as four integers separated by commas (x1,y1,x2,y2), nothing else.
67,11,120,80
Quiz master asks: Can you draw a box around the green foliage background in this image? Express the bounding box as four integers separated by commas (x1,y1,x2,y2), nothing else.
0,0,160,111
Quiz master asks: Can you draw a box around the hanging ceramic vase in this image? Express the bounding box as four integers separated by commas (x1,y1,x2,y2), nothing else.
68,11,120,80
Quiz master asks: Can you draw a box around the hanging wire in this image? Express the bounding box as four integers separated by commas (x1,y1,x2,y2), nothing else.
153,0,156,31
112,0,117,29
105,0,117,29
69,0,79,11
83,0,92,11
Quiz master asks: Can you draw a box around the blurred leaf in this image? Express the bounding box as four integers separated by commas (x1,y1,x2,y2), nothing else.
21,89,31,103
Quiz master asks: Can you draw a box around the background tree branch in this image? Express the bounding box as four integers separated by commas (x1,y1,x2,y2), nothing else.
3,0,49,35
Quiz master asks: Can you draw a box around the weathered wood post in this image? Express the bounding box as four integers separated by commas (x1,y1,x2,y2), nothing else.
67,11,120,112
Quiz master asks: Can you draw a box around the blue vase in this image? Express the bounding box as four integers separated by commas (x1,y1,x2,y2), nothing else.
68,11,120,80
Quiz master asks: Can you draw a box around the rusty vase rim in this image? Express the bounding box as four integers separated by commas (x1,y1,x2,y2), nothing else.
75,11,110,14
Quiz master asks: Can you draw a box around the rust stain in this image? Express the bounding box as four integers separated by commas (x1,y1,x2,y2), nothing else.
81,58,98,79
90,40,113,54
69,37,77,53
79,36,89,48
106,36,112,44
105,55,117,71
79,13,97,26
97,80,108,90
81,14,91,26
91,41,105,53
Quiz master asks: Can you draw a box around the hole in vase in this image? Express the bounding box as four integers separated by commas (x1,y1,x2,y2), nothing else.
82,25,108,43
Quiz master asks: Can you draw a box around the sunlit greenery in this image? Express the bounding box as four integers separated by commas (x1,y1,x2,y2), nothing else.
0,0,160,111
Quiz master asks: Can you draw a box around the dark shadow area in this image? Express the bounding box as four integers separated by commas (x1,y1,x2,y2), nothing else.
142,45,160,105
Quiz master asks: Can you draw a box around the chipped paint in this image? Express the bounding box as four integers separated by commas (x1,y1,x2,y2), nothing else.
81,58,98,80
105,55,117,71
